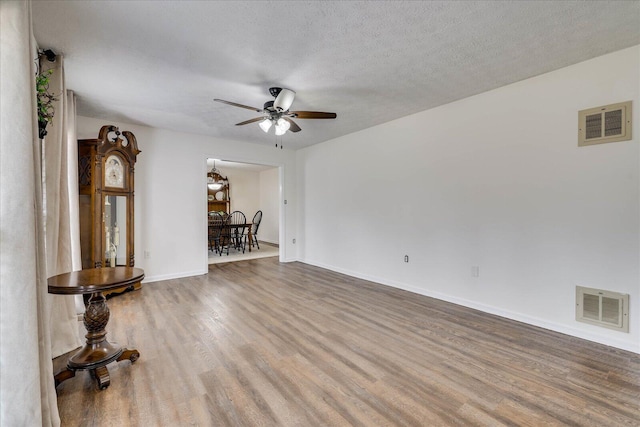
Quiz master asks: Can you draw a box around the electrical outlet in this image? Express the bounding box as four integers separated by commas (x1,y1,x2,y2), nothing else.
404,255,409,263
471,266,479,277
292,238,296,244
144,251,151,259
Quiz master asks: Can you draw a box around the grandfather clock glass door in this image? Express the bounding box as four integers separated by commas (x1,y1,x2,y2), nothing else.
103,195,127,267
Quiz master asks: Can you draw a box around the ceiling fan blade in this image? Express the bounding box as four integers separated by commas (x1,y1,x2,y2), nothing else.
214,99,263,112
273,88,296,111
235,117,266,126
282,117,301,132
291,111,337,119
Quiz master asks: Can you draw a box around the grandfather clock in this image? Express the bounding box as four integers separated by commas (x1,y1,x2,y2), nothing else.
78,125,141,295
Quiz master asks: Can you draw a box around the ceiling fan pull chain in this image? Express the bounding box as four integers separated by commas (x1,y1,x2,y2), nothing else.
274,134,283,149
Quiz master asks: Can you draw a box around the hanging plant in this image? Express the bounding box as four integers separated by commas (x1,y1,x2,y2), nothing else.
36,68,57,139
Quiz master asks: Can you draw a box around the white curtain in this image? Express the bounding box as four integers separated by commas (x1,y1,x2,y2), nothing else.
40,56,83,357
1,1,82,425
0,2,60,426
66,91,87,315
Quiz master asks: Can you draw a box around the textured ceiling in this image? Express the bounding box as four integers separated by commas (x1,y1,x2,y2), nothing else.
32,1,640,149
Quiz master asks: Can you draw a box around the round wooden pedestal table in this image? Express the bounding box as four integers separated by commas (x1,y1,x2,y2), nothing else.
48,267,144,390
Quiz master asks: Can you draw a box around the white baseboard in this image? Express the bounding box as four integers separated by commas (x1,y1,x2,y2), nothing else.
301,258,639,354
143,268,208,284
258,239,279,246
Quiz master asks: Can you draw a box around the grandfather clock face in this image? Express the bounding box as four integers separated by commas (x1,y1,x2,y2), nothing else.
105,154,125,188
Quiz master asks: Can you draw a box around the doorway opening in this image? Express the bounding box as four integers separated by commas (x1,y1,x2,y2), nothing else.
205,158,280,265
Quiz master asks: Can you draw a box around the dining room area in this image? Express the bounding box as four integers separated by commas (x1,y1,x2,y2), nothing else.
205,158,280,264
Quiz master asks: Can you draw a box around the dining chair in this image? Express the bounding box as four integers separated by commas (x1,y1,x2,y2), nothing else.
250,210,262,249
218,214,233,256
208,212,224,254
227,210,247,254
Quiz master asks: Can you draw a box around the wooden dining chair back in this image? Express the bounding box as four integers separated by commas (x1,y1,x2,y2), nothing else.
208,212,224,254
228,210,247,254
218,214,233,256
251,210,262,249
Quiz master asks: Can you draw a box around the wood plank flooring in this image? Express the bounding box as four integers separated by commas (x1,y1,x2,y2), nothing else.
54,258,640,426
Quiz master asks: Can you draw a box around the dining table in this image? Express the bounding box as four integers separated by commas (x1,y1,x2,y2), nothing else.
209,221,254,253
234,222,253,251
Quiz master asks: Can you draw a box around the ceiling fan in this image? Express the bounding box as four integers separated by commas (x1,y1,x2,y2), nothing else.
214,87,337,135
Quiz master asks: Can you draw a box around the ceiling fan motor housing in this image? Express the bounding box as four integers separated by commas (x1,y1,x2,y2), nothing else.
269,87,282,98
263,100,275,112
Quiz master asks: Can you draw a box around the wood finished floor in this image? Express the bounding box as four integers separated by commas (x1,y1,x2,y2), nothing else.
54,258,640,426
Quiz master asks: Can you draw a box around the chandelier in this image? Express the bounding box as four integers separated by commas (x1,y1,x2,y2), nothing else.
207,160,227,190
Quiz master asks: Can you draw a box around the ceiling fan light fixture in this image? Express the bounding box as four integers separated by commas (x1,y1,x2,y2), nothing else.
259,118,272,133
275,118,290,135
273,88,296,111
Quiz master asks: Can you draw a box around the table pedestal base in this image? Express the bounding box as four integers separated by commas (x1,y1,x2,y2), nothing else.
55,347,140,390
54,291,140,390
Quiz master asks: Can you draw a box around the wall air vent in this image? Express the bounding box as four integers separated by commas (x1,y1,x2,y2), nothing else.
578,101,632,146
576,286,629,332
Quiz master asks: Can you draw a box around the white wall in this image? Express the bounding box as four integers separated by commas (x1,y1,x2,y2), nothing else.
297,46,640,352
77,116,297,282
224,168,260,218
222,167,279,244
259,167,280,244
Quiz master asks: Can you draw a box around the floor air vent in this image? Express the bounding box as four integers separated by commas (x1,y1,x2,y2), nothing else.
576,286,629,332
578,101,632,146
